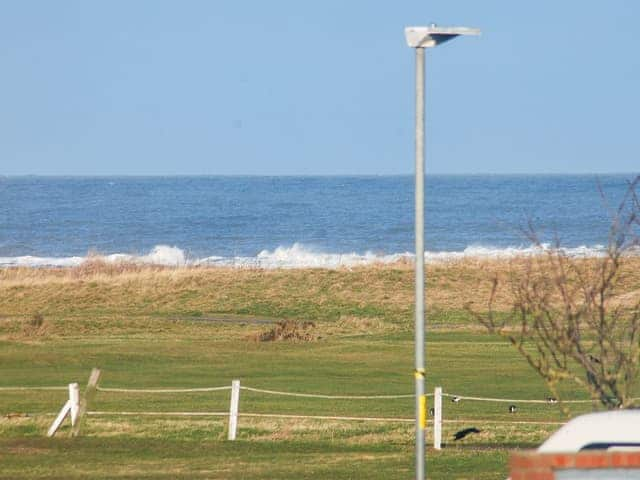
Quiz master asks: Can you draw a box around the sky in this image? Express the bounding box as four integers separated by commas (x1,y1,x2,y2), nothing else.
1,1,639,176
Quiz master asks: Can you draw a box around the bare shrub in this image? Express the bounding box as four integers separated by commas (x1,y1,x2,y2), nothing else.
251,320,318,342
29,313,44,328
470,177,640,410
20,312,49,337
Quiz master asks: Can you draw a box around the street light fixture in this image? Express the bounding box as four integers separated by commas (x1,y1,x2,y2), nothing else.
404,24,479,480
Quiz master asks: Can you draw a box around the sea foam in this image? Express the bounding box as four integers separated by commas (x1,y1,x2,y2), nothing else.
99,245,187,267
0,243,612,269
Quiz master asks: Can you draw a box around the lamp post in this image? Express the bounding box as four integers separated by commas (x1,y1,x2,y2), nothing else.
404,24,480,480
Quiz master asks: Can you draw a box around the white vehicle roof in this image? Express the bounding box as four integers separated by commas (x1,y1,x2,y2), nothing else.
538,410,640,453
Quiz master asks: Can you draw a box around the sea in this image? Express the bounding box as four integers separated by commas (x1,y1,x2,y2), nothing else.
0,174,637,268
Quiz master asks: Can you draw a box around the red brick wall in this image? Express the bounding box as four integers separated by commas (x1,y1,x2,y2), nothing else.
510,451,640,479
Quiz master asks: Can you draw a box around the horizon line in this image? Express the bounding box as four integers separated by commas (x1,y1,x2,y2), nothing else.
2,172,639,178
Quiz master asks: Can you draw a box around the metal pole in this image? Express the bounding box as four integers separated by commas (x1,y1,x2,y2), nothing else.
414,46,426,480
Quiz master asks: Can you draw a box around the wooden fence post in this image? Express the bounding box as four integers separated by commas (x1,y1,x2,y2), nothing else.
434,386,442,450
71,368,101,437
227,379,240,440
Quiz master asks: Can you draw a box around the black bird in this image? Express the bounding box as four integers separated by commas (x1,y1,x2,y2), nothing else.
508,404,517,413
428,408,435,417
453,427,480,441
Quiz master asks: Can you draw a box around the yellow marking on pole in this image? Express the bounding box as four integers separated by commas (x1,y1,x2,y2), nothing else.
419,395,427,430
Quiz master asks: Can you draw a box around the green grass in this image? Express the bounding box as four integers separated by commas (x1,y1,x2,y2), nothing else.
0,265,611,479
0,325,584,479
0,436,513,479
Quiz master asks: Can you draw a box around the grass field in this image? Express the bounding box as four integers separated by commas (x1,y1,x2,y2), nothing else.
2,260,636,479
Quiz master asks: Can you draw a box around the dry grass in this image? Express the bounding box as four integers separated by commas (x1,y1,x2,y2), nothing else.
2,257,640,334
334,315,393,333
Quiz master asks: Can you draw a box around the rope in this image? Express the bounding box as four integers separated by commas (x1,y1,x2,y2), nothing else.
442,393,593,404
2,382,618,407
85,410,565,426
237,413,414,422
0,386,67,391
240,386,417,400
443,419,566,426
2,413,57,418
86,410,413,422
96,386,231,394
87,411,229,417
240,414,565,426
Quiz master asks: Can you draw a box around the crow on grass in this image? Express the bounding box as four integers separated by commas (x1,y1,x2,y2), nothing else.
453,427,480,441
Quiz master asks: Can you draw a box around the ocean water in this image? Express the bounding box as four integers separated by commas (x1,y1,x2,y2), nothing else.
0,175,636,268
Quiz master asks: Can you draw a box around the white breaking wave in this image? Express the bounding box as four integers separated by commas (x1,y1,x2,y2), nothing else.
0,245,187,268
99,245,187,266
424,243,609,262
0,255,86,268
196,243,412,269
0,242,614,269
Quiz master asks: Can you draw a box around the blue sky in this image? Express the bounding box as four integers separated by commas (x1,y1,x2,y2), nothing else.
1,1,638,175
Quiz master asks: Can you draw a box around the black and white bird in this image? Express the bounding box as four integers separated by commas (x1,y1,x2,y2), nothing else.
451,396,461,403
428,408,435,417
547,397,558,404
508,404,517,413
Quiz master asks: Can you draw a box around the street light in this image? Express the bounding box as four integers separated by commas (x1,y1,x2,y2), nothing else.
404,24,479,480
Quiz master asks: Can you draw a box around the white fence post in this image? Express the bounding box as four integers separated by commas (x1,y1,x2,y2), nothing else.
47,400,71,437
228,379,240,440
69,383,80,426
47,382,78,437
434,386,442,450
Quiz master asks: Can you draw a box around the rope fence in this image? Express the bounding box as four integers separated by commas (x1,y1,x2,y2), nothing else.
87,411,230,417
0,386,67,391
5,368,593,447
240,386,417,400
4,383,595,403
441,393,595,404
83,411,565,426
97,386,231,394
